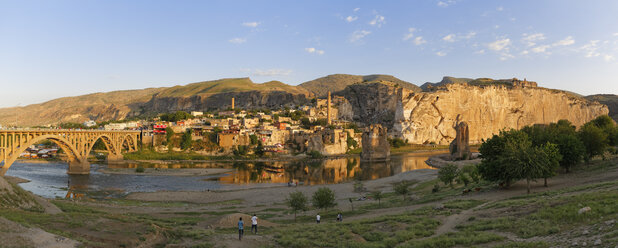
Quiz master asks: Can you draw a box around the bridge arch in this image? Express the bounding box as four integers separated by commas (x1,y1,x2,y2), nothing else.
0,134,83,176
0,130,141,176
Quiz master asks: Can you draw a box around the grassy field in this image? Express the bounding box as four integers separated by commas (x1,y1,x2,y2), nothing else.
1,155,616,247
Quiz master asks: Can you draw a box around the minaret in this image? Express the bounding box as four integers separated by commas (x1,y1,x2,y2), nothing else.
327,91,332,125
231,97,235,110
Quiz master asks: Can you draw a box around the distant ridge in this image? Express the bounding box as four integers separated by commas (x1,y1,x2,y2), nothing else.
299,74,421,97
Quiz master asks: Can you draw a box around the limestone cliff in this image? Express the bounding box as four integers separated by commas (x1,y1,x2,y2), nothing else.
393,83,609,145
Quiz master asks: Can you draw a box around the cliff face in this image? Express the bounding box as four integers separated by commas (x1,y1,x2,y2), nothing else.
339,82,402,127
144,91,310,113
393,84,609,145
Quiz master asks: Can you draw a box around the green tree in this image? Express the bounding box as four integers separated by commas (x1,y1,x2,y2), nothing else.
312,187,337,210
461,164,481,184
180,129,193,150
438,164,458,187
249,134,258,145
538,143,561,187
255,141,265,157
579,123,609,161
371,191,383,207
286,191,308,221
160,111,193,122
393,181,410,201
478,129,530,187
555,133,585,172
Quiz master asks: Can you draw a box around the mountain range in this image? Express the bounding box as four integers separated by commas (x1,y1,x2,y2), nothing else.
0,74,614,127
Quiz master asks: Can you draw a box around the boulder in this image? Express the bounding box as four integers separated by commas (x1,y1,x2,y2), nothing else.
361,124,390,161
578,206,591,214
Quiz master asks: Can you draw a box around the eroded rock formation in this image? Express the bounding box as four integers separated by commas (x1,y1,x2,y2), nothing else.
449,122,471,160
393,83,609,145
361,124,390,161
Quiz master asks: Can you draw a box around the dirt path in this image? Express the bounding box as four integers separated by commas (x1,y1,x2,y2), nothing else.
212,233,276,248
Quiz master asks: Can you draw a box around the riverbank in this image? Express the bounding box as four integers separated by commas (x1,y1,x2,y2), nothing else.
98,167,234,176
1,156,616,247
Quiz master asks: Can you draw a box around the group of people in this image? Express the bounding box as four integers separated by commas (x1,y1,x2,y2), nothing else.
316,212,343,223
237,212,344,241
237,214,259,240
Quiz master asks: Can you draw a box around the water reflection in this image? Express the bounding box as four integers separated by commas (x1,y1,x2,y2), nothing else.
6,151,441,199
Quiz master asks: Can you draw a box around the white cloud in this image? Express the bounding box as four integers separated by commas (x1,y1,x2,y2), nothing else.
497,6,504,11
604,55,615,62
437,0,457,7
581,40,601,58
531,45,551,54
553,36,575,46
521,50,529,55
522,33,546,47
414,37,426,45
350,30,371,42
403,28,416,41
488,38,511,51
436,51,447,56
353,7,360,12
462,31,476,39
305,47,325,55
475,49,485,54
369,15,385,27
613,33,618,37
253,69,292,77
228,38,246,44
242,22,260,28
345,16,358,22
442,34,456,42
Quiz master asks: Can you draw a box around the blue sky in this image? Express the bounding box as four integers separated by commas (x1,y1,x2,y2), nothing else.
1,0,617,108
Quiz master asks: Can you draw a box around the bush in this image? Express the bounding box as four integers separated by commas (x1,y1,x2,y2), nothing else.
389,138,407,148
312,187,337,210
135,166,145,173
180,129,193,150
393,181,411,200
438,164,458,187
308,150,324,159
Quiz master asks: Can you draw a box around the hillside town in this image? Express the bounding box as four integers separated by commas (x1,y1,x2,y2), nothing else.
80,91,364,157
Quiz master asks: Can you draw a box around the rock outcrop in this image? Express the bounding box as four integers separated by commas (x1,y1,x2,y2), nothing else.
449,122,471,160
361,124,390,161
340,82,402,127
393,83,609,145
306,129,349,156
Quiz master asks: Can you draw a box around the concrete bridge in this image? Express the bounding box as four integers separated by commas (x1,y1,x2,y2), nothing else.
0,129,140,176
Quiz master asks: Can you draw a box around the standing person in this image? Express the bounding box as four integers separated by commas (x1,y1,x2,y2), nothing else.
251,214,258,234
238,217,244,240
316,213,321,224
337,213,343,222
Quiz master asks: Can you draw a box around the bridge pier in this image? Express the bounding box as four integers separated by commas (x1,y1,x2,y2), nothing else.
68,160,90,175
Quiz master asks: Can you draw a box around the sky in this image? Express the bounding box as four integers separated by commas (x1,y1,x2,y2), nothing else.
1,0,617,108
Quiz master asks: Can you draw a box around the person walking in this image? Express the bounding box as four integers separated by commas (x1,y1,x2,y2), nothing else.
238,217,244,240
337,213,343,222
251,214,258,234
316,213,321,224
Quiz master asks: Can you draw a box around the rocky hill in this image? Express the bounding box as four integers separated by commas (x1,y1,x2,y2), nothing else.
299,74,421,97
585,94,618,122
0,78,312,127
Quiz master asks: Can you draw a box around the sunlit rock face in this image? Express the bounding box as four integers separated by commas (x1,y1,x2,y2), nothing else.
393,83,609,145
361,124,391,161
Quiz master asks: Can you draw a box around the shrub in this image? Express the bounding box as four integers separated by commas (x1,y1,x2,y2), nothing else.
308,150,324,159
393,181,411,200
135,166,145,173
312,187,337,210
438,164,458,187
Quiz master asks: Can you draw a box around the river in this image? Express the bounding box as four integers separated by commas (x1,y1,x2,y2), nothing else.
5,151,443,199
